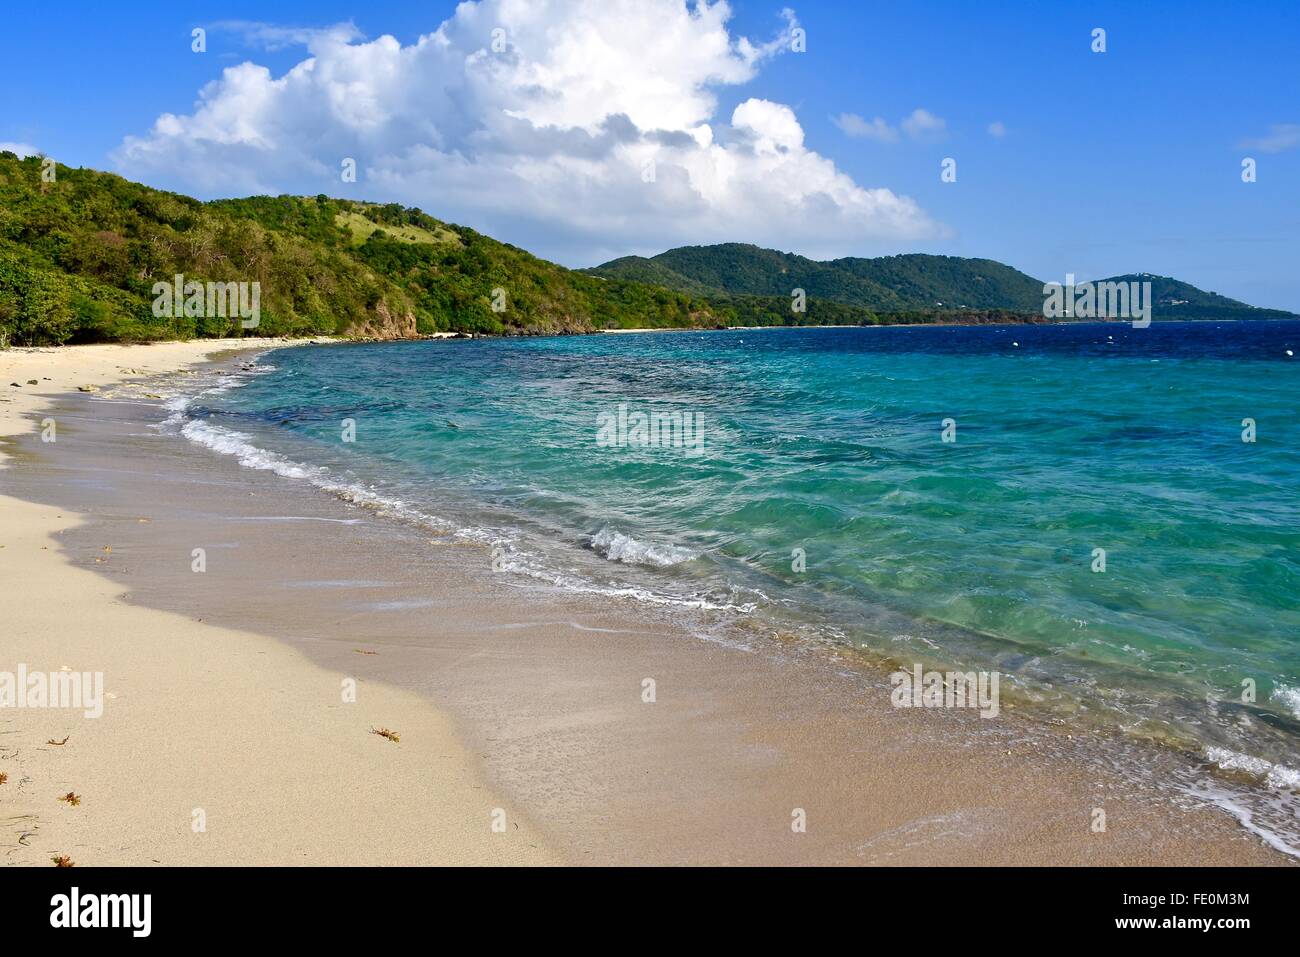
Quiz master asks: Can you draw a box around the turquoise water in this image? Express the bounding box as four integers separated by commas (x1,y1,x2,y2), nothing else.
175,321,1300,787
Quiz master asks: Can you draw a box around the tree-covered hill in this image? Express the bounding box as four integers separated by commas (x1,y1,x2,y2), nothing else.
832,253,1045,310
586,243,1045,310
626,243,913,308
0,153,717,345
1100,274,1293,321
582,254,719,296
587,244,1296,321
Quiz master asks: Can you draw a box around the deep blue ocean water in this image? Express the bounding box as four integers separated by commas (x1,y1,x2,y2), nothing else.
173,320,1300,796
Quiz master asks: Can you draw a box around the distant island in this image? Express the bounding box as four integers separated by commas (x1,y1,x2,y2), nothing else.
585,245,1297,325
2,152,1293,347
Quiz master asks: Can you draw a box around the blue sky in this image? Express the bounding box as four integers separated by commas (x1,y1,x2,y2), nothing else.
2,0,1297,309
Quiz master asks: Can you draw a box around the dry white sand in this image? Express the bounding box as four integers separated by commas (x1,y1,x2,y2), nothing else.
0,340,556,865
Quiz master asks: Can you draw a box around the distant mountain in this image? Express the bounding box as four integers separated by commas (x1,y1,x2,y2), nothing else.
585,255,720,297
1099,274,1294,321
587,244,1296,321
587,244,1046,311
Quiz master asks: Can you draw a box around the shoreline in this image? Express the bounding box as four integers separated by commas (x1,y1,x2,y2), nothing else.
1,339,1293,865
0,339,557,865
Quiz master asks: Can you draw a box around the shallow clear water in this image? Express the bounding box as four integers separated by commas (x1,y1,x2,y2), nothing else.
173,321,1300,791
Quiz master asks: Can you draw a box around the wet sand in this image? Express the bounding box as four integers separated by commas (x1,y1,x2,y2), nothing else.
1,341,554,866
1,341,1291,865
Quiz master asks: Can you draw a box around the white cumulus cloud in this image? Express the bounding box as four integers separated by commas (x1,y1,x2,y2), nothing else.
114,0,943,264
0,142,41,158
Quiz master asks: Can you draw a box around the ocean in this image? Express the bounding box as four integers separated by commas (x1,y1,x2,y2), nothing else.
169,320,1300,812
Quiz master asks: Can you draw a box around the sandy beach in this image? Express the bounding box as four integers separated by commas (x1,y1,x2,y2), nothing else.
0,340,555,865
0,339,1292,866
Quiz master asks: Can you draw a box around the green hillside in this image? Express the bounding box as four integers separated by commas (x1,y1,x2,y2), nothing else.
637,243,911,308
587,243,1039,311
1099,273,1294,321
0,153,716,346
588,244,1294,321
581,254,717,296
834,254,1044,310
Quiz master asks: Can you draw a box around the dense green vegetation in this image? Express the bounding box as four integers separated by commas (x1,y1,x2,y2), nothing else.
711,298,1041,328
1099,274,1294,321
586,243,1045,311
0,157,420,344
834,253,1045,310
213,193,724,337
586,255,720,296
588,244,1296,322
2,153,1290,347
0,154,715,345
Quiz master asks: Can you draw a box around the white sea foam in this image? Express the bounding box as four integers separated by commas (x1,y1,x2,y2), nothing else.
1272,683,1300,720
230,515,364,524
166,373,742,614
1179,780,1300,859
1206,746,1300,790
497,551,757,614
156,358,275,427
181,419,465,538
181,419,317,481
590,526,700,567
159,392,193,430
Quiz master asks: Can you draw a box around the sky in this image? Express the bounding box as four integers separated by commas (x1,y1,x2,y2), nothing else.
2,0,1298,309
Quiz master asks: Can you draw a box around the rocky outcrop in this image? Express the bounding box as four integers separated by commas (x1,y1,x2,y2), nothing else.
341,300,417,340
